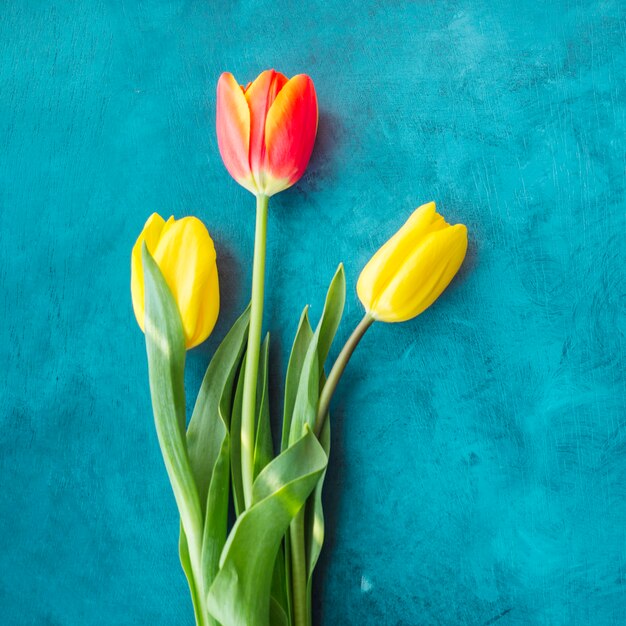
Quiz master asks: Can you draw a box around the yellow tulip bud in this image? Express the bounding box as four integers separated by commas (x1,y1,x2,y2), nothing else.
357,202,467,323
131,213,220,349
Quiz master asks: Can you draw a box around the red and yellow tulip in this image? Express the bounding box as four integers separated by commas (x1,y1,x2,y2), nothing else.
216,69,318,197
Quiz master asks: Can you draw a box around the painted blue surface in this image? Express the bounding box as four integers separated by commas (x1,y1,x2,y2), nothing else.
1,1,624,624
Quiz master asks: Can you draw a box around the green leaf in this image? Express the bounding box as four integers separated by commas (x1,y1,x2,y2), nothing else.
206,428,328,626
281,307,313,452
179,526,204,626
230,354,246,518
142,244,203,542
200,428,230,617
305,417,330,612
278,308,316,626
289,265,346,444
316,264,346,369
254,333,273,478
233,330,275,515
270,543,290,626
186,305,250,505
282,532,293,625
284,267,345,625
182,306,250,604
269,597,290,626
142,245,206,617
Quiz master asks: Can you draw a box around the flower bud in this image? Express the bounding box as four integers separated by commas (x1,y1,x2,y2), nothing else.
216,69,318,197
357,202,467,322
131,213,219,348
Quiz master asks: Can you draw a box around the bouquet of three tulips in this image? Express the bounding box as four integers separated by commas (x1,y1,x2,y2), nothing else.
131,69,468,626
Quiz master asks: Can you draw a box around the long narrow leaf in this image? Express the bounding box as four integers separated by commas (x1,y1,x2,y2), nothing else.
230,354,246,517
179,526,204,626
305,417,330,612
270,542,290,626
315,264,346,372
281,307,313,452
200,428,230,614
285,267,345,625
185,307,250,605
254,333,273,478
142,245,205,615
186,306,250,503
289,265,345,444
278,309,315,625
269,597,290,626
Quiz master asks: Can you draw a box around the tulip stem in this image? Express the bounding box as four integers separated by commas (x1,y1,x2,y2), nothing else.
241,194,269,509
313,313,374,437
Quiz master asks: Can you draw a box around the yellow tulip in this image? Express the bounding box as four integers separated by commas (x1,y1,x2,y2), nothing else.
357,202,467,322
131,213,220,349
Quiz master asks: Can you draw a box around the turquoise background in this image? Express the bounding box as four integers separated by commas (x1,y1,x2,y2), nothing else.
1,1,624,624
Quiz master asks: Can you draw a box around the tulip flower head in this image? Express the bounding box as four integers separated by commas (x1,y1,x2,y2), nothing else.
216,69,318,197
131,213,220,349
357,202,467,323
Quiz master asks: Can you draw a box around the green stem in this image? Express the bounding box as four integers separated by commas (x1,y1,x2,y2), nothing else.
313,313,374,437
289,510,309,626
241,194,269,508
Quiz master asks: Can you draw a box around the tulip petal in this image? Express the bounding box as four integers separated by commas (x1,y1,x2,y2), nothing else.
131,213,166,332
263,74,318,196
375,224,468,322
190,261,220,349
217,72,255,193
244,69,288,184
153,217,219,348
357,202,438,311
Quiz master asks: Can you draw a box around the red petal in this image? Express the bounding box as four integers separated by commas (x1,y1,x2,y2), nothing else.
244,70,288,177
264,74,318,193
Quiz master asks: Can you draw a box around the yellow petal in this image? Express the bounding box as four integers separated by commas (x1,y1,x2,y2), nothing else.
131,213,166,332
188,262,220,349
152,216,219,348
357,202,438,310
374,224,467,322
